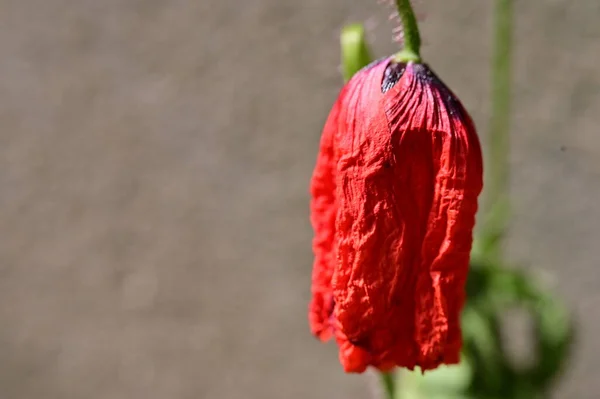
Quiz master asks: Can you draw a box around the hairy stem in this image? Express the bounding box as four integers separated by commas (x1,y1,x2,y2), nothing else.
393,0,422,63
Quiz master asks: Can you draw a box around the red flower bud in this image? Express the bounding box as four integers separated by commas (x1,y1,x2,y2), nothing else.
309,58,483,373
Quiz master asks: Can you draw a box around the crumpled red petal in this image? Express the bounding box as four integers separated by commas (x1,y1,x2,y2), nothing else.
308,85,346,341
309,57,483,373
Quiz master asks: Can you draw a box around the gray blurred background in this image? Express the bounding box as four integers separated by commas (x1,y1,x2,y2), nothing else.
0,0,598,398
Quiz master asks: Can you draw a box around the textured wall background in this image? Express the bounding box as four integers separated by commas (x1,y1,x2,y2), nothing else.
0,0,598,398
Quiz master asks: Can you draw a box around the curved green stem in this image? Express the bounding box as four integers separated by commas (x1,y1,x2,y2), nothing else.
380,371,396,399
393,0,422,63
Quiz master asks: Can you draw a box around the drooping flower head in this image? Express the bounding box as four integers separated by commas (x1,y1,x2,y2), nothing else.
309,58,483,373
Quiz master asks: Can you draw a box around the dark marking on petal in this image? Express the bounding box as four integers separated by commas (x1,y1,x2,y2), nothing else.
412,63,433,81
382,62,407,93
412,63,467,120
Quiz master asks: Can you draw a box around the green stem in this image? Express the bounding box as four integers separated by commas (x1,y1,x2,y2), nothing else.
481,0,513,260
340,24,374,82
380,371,396,399
393,0,422,63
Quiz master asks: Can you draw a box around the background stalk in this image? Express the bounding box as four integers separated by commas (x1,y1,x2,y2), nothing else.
480,0,513,261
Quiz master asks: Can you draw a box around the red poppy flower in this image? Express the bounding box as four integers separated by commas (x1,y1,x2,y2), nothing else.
309,57,483,373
